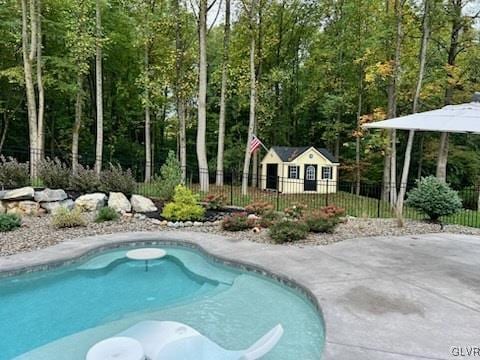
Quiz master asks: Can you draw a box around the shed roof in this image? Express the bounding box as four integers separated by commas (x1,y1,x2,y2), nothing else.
271,146,337,163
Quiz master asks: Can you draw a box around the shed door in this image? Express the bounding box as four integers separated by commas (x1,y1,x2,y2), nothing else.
266,164,278,190
304,164,317,191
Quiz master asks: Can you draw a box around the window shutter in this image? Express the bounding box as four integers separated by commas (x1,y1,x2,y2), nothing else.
296,166,300,179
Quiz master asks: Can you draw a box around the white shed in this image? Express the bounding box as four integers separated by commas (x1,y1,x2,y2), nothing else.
260,146,339,194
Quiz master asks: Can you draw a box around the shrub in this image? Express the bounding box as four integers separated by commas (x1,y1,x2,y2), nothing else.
100,163,136,196
221,212,256,231
52,207,86,228
38,157,71,189
70,165,101,193
0,213,21,232
0,156,29,188
152,151,182,201
304,211,338,233
269,220,309,244
284,203,307,220
203,194,226,210
405,176,462,221
161,185,205,221
304,205,345,233
244,201,274,215
95,206,119,223
258,211,283,228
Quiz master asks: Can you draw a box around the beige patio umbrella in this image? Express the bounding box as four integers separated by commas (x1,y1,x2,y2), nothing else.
363,92,480,219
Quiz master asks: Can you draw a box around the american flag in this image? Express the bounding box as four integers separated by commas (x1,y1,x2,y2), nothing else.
250,134,263,153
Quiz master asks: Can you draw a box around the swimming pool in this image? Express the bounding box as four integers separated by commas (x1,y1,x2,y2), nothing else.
0,246,325,359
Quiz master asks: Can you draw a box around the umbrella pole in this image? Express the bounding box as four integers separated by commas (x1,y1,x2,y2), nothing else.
396,129,415,226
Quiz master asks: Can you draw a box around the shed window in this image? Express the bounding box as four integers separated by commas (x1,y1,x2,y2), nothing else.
288,165,299,179
321,166,333,180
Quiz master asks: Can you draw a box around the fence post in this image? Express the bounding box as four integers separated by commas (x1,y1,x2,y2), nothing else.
276,176,280,211
325,180,329,206
377,188,381,218
230,170,234,205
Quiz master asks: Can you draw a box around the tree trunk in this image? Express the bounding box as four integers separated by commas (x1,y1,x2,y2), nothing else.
390,130,397,207
36,0,44,162
0,112,9,153
241,0,258,196
355,66,363,196
436,132,449,181
396,129,415,224
72,74,83,174
197,0,209,192
436,0,462,182
21,0,39,179
216,0,230,186
144,46,152,183
174,0,186,183
94,0,103,175
413,0,430,114
417,133,424,179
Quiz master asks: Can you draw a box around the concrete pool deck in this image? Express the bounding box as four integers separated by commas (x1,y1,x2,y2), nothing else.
1,231,479,360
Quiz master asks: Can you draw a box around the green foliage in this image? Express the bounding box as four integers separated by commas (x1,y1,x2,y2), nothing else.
153,151,182,201
203,194,226,210
304,206,345,233
100,164,136,196
52,207,87,228
0,213,21,232
258,211,283,228
406,176,463,221
38,158,71,189
0,156,29,189
221,212,256,231
161,185,205,221
269,220,309,244
95,206,119,223
284,203,308,220
69,165,101,193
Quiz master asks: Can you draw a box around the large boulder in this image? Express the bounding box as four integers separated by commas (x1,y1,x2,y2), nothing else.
75,193,107,212
0,201,6,214
108,192,131,213
5,200,39,216
130,195,157,213
41,199,75,213
1,187,35,201
34,188,68,203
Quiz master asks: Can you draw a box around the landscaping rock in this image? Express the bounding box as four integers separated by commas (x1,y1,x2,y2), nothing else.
184,221,193,227
17,201,40,216
150,218,161,225
247,214,260,220
0,201,5,214
1,187,35,201
40,199,75,213
75,193,107,212
134,213,147,220
108,192,131,213
193,221,203,227
130,195,157,212
34,189,68,203
167,221,176,227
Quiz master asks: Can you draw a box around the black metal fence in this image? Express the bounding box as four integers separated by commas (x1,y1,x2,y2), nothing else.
137,170,480,228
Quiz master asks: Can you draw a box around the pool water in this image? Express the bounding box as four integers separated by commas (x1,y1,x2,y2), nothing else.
0,247,325,359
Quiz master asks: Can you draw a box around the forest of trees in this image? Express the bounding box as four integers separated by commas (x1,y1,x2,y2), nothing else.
0,0,479,193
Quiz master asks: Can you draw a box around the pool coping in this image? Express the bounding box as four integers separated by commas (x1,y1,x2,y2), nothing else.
0,231,327,358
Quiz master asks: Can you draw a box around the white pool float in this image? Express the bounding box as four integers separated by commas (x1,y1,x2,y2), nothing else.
85,336,144,360
86,320,283,360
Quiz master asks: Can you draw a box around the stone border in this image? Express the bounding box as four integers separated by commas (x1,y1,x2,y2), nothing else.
0,231,327,358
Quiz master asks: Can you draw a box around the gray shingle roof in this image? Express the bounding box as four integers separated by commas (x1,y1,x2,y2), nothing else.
271,146,338,163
